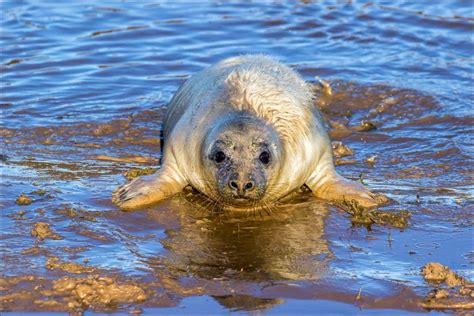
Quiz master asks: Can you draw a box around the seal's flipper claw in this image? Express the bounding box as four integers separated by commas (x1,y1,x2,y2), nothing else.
307,174,387,208
112,168,186,211
121,194,141,203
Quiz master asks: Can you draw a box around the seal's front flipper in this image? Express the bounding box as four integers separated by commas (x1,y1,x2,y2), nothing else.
307,173,387,208
112,167,186,211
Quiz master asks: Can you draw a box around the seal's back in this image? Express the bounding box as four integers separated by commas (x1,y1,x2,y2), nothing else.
163,55,313,139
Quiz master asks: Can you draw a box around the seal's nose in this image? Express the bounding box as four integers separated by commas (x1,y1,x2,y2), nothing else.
229,180,240,191
244,181,254,191
228,179,255,195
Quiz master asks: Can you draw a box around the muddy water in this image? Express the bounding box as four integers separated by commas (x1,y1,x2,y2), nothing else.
1,1,473,314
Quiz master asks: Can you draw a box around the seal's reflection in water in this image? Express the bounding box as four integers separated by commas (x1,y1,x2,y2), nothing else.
145,187,332,311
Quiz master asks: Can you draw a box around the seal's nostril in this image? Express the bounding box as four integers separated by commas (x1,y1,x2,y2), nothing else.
229,180,239,191
244,182,254,191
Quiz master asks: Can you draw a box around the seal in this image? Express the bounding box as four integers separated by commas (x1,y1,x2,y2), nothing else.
112,55,383,210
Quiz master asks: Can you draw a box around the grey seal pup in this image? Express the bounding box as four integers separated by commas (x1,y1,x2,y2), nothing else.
113,55,383,210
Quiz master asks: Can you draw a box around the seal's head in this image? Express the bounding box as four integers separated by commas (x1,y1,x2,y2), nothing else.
201,115,282,209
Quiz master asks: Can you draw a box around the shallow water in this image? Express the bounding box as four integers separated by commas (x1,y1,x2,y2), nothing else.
1,0,473,314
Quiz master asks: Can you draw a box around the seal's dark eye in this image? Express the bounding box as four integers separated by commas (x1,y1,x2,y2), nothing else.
214,151,226,163
259,151,270,165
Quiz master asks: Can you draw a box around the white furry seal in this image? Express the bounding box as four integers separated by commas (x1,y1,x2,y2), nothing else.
113,55,382,210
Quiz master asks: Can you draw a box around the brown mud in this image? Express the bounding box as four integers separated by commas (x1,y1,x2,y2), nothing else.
420,262,474,310
2,80,473,314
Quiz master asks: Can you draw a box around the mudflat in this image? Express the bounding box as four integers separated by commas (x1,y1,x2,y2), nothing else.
1,1,472,314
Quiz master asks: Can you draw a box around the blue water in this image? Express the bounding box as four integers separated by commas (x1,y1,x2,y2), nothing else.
2,1,473,127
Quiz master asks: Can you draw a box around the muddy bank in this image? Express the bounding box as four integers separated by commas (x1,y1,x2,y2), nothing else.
2,80,473,314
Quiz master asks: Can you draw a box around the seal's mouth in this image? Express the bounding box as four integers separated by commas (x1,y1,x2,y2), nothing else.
230,197,253,205
215,182,266,208
220,194,263,209
223,201,264,212
184,187,269,212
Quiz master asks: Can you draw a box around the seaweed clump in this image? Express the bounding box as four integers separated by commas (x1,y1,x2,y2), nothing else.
16,193,33,205
123,167,158,181
31,222,63,240
337,199,410,229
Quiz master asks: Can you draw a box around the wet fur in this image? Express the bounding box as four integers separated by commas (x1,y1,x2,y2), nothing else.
112,55,383,210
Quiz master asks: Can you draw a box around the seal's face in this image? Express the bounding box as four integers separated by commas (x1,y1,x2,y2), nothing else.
202,117,281,209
